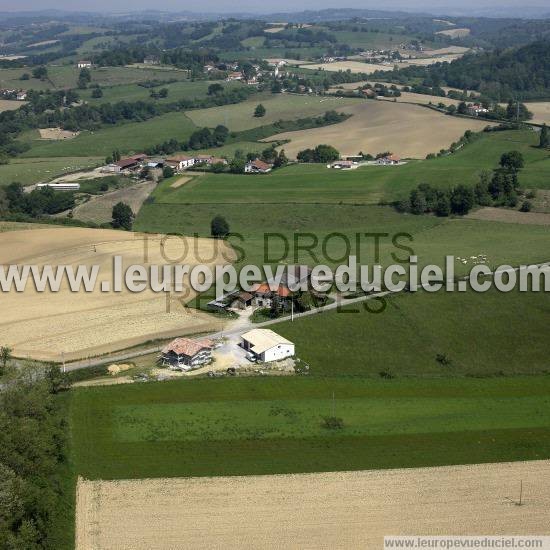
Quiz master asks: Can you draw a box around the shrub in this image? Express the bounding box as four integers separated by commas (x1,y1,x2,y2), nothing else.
321,416,345,430
520,200,532,212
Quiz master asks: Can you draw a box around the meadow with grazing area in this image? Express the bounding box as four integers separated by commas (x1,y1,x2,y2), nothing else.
76,460,550,550
263,101,492,158
70,374,550,480
274,288,550,378
135,129,550,275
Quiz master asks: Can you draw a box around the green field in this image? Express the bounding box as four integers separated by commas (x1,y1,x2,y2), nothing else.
0,156,102,187
135,129,550,274
275,288,550,377
21,112,197,158
70,375,550,479
78,79,240,105
140,130,550,205
0,64,190,91
186,93,361,131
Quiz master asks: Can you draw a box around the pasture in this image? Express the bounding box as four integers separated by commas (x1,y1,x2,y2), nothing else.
21,112,197,157
263,101,492,158
0,157,102,187
69,375,550,480
76,461,550,549
0,226,232,361
186,93,361,131
274,288,550,378
0,64,191,91
78,79,241,105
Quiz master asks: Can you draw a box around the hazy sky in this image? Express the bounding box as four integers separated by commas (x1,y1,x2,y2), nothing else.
0,0,548,15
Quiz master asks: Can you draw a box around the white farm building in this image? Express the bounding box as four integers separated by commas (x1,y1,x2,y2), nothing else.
240,329,295,362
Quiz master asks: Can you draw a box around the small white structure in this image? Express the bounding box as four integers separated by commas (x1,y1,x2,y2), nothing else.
77,60,92,69
36,182,80,192
240,329,295,362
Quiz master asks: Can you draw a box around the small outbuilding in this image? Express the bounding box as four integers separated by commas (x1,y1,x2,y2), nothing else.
240,329,295,362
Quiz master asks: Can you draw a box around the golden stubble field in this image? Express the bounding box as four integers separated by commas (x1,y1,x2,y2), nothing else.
265,101,492,158
0,226,233,361
76,460,550,550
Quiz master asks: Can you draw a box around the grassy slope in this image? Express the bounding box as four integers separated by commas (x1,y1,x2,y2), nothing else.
0,65,190,91
275,288,550,377
78,79,242,105
70,375,550,480
186,93,362,131
20,112,197,158
0,157,102,187
135,130,550,273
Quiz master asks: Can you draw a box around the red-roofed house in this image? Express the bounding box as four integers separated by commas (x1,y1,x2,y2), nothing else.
106,154,146,173
376,154,401,166
251,283,292,307
245,159,272,174
160,337,214,369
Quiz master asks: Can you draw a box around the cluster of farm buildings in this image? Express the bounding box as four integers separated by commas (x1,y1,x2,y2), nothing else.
0,88,27,100
103,152,274,175
161,329,295,371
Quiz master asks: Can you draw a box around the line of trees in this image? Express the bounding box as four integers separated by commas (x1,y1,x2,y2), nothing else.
297,144,340,163
1,182,75,218
145,124,229,155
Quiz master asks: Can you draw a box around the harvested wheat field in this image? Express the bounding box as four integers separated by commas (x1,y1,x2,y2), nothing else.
300,60,394,74
379,91,460,107
0,99,26,112
0,226,233,361
38,127,79,140
526,102,550,125
76,460,550,550
72,181,157,224
265,101,492,158
436,28,471,38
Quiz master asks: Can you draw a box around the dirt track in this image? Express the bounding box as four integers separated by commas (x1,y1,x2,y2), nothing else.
76,460,550,550
265,101,492,158
0,227,233,361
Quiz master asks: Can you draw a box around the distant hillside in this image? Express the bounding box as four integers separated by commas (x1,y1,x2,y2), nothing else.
383,39,550,100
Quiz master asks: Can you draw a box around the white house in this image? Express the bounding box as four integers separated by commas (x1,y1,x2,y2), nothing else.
77,60,92,69
240,329,295,362
165,155,195,171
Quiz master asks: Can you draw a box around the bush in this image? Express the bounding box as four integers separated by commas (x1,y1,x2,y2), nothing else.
520,200,532,212
321,416,345,430
211,215,230,238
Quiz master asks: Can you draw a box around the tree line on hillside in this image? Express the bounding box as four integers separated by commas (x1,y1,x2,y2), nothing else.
370,38,550,100
397,151,527,216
